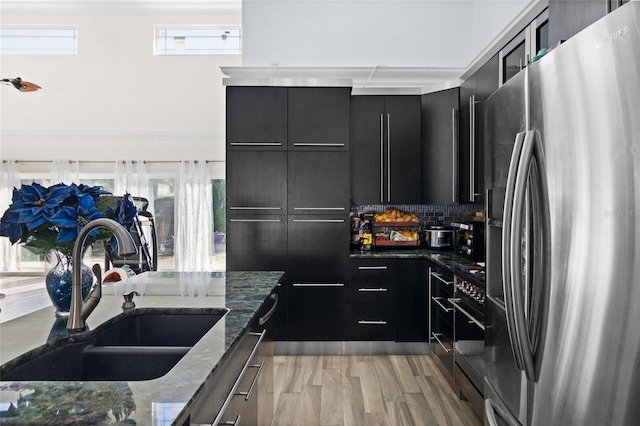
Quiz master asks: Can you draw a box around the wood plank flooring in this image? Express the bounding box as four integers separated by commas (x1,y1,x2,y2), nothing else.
271,355,482,426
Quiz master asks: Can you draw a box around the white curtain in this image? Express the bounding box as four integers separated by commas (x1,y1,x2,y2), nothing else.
51,160,79,184
174,160,213,271
114,160,151,209
1,160,22,271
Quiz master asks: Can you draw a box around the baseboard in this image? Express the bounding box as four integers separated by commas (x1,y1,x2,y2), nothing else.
273,341,432,356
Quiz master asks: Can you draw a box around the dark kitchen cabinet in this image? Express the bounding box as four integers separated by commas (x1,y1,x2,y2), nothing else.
350,95,422,205
350,259,397,340
286,216,350,340
459,54,499,204
421,88,461,204
286,215,350,282
226,215,287,271
226,86,287,150
395,259,427,342
287,281,350,341
288,87,350,151
548,0,628,48
287,151,350,215
499,9,549,86
227,150,287,214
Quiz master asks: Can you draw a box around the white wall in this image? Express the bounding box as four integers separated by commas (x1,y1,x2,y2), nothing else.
0,11,241,166
1,1,533,168
242,0,531,68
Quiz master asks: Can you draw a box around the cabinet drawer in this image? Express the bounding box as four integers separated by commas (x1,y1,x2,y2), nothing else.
350,303,396,341
189,330,265,425
350,259,397,276
351,277,395,303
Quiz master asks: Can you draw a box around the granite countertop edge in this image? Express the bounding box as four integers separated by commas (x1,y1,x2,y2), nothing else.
0,270,284,426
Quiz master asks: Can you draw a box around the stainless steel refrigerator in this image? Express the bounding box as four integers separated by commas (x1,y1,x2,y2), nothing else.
484,2,640,425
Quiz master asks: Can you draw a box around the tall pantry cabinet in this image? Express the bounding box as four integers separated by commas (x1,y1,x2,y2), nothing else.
226,86,352,341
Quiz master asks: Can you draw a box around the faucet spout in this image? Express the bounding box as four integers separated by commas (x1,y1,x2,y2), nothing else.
67,218,137,332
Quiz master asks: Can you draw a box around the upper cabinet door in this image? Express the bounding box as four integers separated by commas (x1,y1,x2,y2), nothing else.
226,86,288,150
384,96,422,205
421,88,461,204
226,150,287,213
350,95,421,205
288,151,350,214
350,96,386,204
288,87,350,150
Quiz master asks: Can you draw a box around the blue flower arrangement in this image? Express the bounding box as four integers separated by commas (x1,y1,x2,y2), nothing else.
0,182,137,258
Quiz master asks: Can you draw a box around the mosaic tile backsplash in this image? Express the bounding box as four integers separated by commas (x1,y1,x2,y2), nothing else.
353,203,485,226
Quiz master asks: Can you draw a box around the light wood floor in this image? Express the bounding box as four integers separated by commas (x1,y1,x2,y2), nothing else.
271,354,482,426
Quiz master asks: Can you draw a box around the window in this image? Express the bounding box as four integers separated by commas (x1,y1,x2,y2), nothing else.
0,28,78,55
155,27,241,55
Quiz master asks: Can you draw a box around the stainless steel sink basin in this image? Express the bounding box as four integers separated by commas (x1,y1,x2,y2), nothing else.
1,308,228,381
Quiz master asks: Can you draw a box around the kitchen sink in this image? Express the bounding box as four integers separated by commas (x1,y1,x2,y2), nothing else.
1,308,228,381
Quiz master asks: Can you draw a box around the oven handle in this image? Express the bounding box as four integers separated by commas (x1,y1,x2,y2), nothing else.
448,298,485,330
432,296,453,313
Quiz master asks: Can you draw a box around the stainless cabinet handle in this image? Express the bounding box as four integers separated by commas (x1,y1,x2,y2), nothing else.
293,283,345,287
430,272,453,286
230,219,282,222
432,296,453,313
293,143,345,147
469,95,479,202
230,142,282,146
235,360,265,401
448,298,485,330
230,206,282,210
357,266,388,270
293,207,346,211
292,219,345,223
452,107,459,203
258,293,278,326
387,113,391,202
212,330,266,426
358,288,388,292
358,320,387,325
380,113,384,203
431,332,452,353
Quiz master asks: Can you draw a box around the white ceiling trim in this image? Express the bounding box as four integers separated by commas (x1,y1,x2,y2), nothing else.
221,66,465,95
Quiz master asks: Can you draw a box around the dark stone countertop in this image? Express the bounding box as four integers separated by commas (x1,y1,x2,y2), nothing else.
350,248,484,272
0,270,284,425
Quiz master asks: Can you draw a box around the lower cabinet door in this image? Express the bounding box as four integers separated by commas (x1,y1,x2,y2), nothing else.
350,303,396,340
287,282,349,341
226,215,287,271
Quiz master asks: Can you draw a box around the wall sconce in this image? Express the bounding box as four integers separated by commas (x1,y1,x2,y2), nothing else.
1,77,42,92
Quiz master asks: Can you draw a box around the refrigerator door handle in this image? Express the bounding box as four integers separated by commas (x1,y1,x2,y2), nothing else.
511,129,537,381
527,130,546,355
485,398,521,426
502,131,527,371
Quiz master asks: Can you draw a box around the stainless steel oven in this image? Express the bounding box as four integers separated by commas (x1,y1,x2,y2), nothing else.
450,270,486,419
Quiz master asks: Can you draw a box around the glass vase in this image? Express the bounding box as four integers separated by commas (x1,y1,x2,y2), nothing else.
45,251,95,317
